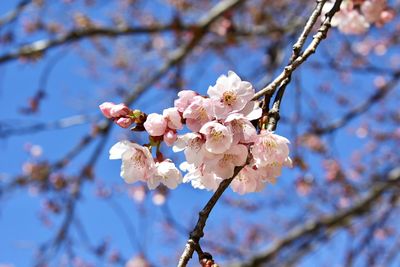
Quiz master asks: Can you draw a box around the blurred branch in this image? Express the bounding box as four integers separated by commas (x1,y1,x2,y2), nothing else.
344,195,395,267
0,114,96,138
0,0,31,28
312,70,400,135
0,21,288,65
235,168,400,267
32,0,246,263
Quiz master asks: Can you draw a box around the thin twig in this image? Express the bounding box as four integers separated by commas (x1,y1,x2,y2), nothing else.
236,168,400,267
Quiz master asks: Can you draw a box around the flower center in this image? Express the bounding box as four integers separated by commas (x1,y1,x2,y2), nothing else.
262,139,277,149
132,151,146,167
189,138,202,152
211,129,224,141
197,107,208,121
222,91,237,106
221,154,234,164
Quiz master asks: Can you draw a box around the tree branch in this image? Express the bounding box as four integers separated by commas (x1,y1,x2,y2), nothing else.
236,168,400,267
313,70,400,135
178,1,343,266
253,0,343,100
178,167,243,267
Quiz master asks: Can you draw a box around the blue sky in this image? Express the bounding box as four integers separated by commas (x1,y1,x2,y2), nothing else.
1,1,399,267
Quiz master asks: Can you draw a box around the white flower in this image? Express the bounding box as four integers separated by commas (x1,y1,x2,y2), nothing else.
109,141,155,184
148,160,182,189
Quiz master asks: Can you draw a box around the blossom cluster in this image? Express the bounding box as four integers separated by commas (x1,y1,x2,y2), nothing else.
100,71,291,195
324,0,395,35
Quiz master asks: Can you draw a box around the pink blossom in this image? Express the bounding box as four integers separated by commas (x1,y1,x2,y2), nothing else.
163,129,177,146
143,113,167,136
251,130,290,167
173,133,215,166
148,160,182,189
338,10,369,35
109,141,155,184
125,255,150,267
163,107,183,130
240,100,262,120
225,113,257,144
230,166,264,195
204,144,248,179
200,121,233,154
207,71,255,119
115,117,133,128
181,163,222,191
323,1,370,35
255,159,292,183
361,0,386,23
110,103,131,118
174,90,198,112
379,9,395,24
183,96,213,132
99,102,115,118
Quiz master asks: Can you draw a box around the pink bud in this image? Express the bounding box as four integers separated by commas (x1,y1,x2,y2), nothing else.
163,130,177,146
99,102,115,118
143,113,167,136
380,9,395,24
115,117,133,128
110,103,130,118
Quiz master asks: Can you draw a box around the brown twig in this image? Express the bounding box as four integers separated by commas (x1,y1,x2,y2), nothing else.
178,167,243,267
252,0,343,101
312,71,400,135
236,168,400,267
0,0,31,28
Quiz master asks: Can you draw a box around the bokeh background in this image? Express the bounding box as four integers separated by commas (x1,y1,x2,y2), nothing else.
0,0,400,266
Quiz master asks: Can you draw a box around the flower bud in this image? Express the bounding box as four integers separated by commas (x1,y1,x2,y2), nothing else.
110,103,131,118
99,102,115,118
115,117,133,128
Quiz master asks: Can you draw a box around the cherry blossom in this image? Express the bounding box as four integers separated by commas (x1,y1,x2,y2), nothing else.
163,129,177,146
224,113,257,144
183,96,213,132
99,102,115,118
230,166,264,195
251,130,291,167
324,0,395,35
203,144,248,179
109,141,155,184
148,160,182,189
200,121,233,154
163,107,183,130
115,117,133,128
109,103,130,118
207,71,255,119
104,71,292,195
143,113,167,136
361,0,391,24
240,100,263,120
174,90,198,112
173,133,210,166
181,163,222,191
